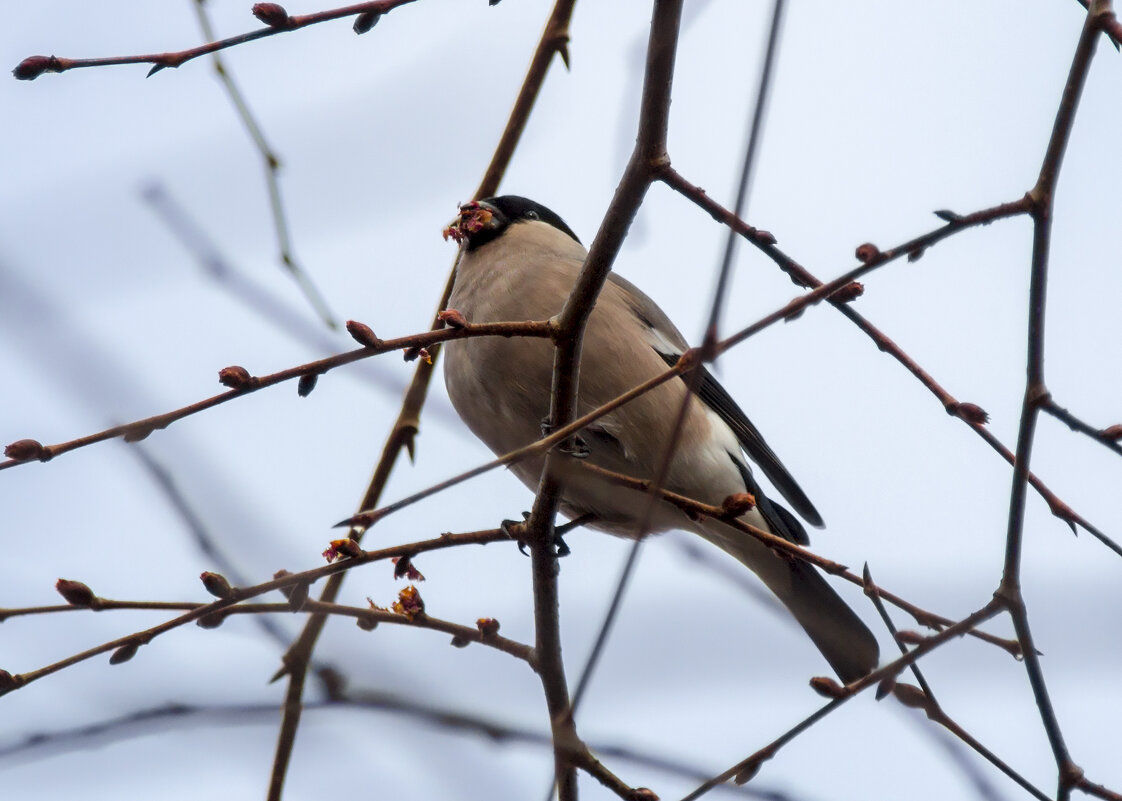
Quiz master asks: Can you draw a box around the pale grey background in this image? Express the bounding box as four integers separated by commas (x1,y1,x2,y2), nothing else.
2,2,1120,799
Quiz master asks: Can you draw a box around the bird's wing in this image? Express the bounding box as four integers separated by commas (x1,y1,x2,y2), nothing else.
606,272,824,528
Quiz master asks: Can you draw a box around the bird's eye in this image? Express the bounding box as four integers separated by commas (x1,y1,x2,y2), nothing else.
525,210,539,220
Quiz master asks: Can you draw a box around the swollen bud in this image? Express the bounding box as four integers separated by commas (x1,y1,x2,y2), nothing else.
109,643,140,665
200,571,235,599
5,439,48,462
218,365,255,389
345,320,383,348
252,3,293,27
56,579,96,607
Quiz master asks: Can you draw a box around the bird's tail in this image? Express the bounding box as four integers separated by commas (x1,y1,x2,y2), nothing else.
694,519,880,683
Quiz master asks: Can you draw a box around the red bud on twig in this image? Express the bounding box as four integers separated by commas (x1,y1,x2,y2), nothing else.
392,585,425,620
855,243,880,263
13,55,62,81
297,373,319,397
830,281,864,303
346,320,383,348
323,538,364,562
438,309,468,328
892,683,933,712
809,676,848,699
218,365,255,389
109,643,140,665
200,571,235,599
197,610,228,629
720,493,756,517
353,10,382,34
896,630,927,645
5,439,48,462
252,3,293,28
392,556,425,582
56,579,96,607
476,618,501,636
948,401,990,425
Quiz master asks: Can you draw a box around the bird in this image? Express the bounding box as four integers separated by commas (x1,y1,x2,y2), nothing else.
441,195,879,682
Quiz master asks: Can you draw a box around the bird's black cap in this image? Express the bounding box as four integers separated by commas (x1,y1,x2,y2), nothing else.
462,195,581,251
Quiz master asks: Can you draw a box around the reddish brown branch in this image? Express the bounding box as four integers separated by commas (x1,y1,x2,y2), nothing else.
576,461,1022,657
264,2,584,797
474,1,577,199
0,528,509,693
660,167,1122,557
681,599,1004,800
12,0,419,80
1,319,550,472
999,3,1111,798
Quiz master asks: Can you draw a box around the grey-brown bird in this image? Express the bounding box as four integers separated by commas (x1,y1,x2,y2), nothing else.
442,195,879,682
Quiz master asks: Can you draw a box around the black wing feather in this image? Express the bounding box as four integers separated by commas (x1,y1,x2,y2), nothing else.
658,352,824,528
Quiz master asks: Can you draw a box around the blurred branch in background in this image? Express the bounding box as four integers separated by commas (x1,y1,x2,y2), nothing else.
3,1,1120,800
191,0,337,329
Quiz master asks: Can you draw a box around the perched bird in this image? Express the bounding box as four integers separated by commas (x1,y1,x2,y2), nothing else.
442,195,879,682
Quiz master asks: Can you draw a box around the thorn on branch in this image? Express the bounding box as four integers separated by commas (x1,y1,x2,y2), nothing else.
933,209,962,222
1046,498,1078,535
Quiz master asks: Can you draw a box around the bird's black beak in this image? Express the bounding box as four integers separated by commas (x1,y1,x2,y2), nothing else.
443,200,503,245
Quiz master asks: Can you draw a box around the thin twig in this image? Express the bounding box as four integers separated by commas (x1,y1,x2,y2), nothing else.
191,0,337,329
1042,399,1122,458
998,4,1110,798
679,599,1004,801
13,0,419,80
0,528,510,695
0,319,550,471
660,168,1122,557
264,2,583,797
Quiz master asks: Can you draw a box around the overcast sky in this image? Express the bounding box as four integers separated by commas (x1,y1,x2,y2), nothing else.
2,2,1120,800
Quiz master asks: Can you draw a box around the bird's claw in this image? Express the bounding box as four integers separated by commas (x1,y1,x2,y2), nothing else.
541,418,590,458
